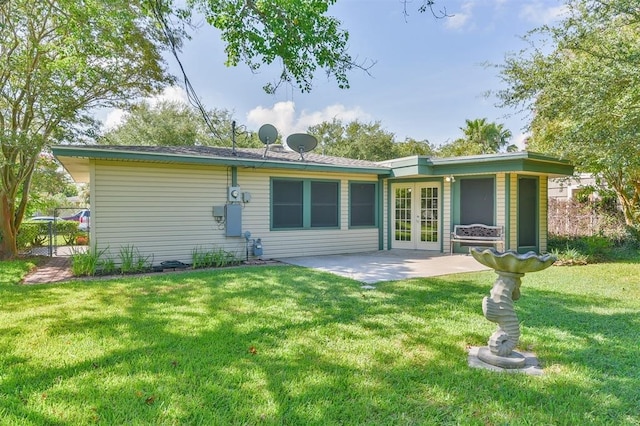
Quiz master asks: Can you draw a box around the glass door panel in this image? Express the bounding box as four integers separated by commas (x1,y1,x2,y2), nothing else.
392,183,440,250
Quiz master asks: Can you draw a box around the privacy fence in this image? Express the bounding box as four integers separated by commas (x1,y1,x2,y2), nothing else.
547,198,626,238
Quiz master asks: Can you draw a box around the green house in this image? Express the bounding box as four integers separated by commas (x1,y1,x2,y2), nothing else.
53,145,573,263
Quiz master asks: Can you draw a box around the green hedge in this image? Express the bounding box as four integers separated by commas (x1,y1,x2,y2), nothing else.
18,220,81,249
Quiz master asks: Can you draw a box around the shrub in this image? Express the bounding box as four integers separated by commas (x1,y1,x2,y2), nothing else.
550,246,589,266
55,220,80,245
118,245,153,274
18,220,83,250
17,223,46,249
192,246,240,269
71,246,109,276
75,234,89,245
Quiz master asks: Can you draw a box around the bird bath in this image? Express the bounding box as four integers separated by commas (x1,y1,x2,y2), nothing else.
471,248,556,369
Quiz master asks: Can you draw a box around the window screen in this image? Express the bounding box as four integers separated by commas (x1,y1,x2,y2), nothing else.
460,178,494,225
518,178,537,247
272,180,303,228
350,182,376,227
311,181,338,227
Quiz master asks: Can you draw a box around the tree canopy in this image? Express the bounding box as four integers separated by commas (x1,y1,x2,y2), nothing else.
498,0,640,227
436,118,516,157
99,101,262,149
0,0,373,258
308,119,434,161
0,0,175,258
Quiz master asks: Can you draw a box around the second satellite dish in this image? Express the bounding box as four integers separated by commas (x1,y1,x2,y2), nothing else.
286,133,318,160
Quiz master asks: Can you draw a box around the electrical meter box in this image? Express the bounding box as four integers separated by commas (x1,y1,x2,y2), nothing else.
225,203,242,237
228,186,242,202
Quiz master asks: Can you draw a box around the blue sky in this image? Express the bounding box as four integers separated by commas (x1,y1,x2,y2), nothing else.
104,0,567,149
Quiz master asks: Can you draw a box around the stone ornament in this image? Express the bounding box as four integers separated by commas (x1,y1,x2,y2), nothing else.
471,248,556,369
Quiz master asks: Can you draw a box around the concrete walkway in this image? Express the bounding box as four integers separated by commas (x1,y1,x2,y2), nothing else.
279,250,490,283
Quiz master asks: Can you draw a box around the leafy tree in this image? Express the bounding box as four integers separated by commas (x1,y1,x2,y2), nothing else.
100,101,262,148
436,118,516,157
0,0,176,258
187,0,363,93
497,0,640,227
186,0,449,94
437,138,481,158
22,153,79,218
0,0,370,258
309,119,432,161
394,137,436,158
30,154,77,198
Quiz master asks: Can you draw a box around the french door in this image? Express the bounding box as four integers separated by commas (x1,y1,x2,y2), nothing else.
392,183,440,250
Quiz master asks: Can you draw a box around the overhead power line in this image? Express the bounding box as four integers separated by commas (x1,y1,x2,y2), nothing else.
149,0,227,143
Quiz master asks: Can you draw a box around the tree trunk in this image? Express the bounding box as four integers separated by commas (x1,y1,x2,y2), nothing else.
0,194,18,259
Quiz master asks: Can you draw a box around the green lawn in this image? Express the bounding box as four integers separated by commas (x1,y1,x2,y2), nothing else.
1,259,639,425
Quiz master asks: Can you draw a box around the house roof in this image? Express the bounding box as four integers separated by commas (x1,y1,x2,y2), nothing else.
380,151,574,178
52,144,574,183
52,144,392,182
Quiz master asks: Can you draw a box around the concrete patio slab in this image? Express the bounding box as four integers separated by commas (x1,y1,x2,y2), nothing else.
278,250,491,283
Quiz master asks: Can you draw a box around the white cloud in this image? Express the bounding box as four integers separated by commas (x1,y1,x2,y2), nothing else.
519,2,569,25
100,86,190,130
445,1,475,30
147,86,189,107
514,132,530,150
103,109,128,131
246,101,372,139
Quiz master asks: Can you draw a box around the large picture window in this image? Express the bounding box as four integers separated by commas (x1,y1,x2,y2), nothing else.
350,182,377,227
271,178,339,229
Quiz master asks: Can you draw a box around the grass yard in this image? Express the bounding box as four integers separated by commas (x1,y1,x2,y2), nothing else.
0,259,639,425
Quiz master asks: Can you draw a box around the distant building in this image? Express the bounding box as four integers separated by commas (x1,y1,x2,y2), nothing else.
548,173,599,200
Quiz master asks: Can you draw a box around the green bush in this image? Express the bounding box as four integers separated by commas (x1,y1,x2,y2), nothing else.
548,233,639,263
55,220,81,245
623,225,640,250
192,246,240,269
17,223,47,249
18,220,82,249
118,245,153,274
71,246,109,276
550,246,589,266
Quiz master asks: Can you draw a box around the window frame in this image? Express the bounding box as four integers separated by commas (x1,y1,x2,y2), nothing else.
348,180,378,228
270,177,341,230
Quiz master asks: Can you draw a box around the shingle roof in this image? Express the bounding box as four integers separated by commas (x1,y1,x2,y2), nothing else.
71,144,389,169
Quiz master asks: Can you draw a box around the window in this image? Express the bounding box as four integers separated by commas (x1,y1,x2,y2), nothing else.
272,180,303,228
460,178,495,225
271,179,339,229
311,181,339,227
350,182,377,227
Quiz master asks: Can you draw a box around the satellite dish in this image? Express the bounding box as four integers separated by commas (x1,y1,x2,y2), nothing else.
286,133,318,160
259,124,279,158
258,124,278,145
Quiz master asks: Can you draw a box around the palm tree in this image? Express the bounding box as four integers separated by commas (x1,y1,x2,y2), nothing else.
459,118,515,154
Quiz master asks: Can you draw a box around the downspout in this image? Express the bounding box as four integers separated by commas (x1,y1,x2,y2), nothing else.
378,176,384,250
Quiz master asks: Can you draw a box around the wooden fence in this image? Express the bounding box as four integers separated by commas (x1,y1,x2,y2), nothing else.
548,198,626,237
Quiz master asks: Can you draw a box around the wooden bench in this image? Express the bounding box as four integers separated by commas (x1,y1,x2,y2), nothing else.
450,224,504,254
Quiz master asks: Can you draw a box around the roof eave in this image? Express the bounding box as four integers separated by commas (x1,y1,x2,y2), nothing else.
52,146,392,178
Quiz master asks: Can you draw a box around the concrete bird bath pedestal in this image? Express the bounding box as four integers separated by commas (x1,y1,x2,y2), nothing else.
470,248,556,369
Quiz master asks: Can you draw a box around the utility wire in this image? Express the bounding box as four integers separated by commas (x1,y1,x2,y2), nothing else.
149,0,227,143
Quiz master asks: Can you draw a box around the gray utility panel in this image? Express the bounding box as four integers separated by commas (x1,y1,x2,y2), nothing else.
225,203,242,237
